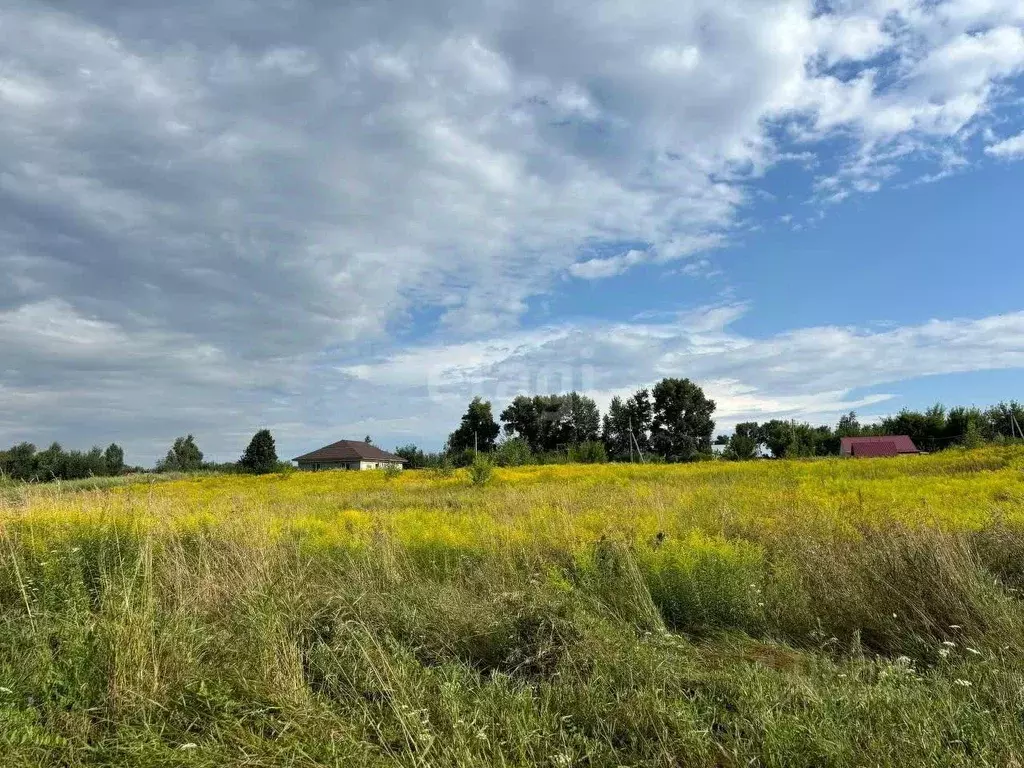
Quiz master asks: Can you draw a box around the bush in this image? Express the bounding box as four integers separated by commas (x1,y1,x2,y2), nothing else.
449,448,477,468
429,455,457,479
494,437,533,467
569,441,608,464
468,454,494,485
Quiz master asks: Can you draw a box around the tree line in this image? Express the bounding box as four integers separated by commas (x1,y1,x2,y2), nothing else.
395,378,718,468
0,442,129,483
721,401,1024,460
5,391,1022,482
154,430,284,474
1,429,284,483
396,386,1024,468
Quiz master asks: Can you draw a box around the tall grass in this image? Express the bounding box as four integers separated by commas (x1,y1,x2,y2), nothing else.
2,447,1024,765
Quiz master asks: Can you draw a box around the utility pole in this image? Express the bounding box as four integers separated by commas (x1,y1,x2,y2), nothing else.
474,431,478,456
628,419,646,464
633,430,646,464
628,417,634,464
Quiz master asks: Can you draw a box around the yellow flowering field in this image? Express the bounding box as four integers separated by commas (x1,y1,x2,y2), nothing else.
5,444,1022,550
3,447,1024,766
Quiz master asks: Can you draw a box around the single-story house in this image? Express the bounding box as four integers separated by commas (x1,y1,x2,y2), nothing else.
293,440,408,471
840,435,920,458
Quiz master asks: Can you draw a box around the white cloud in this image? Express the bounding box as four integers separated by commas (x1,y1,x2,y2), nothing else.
569,234,727,280
2,297,1021,461
335,305,1024,446
570,250,647,280
985,130,1024,158
0,0,1023,460
812,15,890,65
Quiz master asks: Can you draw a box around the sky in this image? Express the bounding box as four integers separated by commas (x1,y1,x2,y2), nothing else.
1,0,1023,465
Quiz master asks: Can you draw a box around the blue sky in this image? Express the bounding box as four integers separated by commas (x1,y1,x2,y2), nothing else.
1,0,1023,464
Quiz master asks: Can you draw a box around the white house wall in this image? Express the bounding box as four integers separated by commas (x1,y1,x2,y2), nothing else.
295,460,404,471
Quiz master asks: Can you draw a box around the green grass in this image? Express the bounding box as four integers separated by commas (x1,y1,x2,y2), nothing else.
2,454,1024,766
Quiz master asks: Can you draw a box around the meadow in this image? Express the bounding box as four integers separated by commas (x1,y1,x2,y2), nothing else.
2,447,1024,766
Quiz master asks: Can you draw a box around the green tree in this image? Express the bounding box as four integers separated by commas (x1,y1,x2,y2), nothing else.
500,396,542,452
448,397,500,453
77,447,107,479
34,442,64,481
534,395,569,452
881,404,947,452
500,393,598,453
394,444,427,469
835,411,861,438
650,378,716,461
725,422,762,460
760,420,789,459
602,389,653,461
962,419,984,449
984,401,1024,440
159,435,204,472
765,420,837,458
946,407,987,445
239,429,278,474
563,392,601,446
1,443,38,481
104,443,125,476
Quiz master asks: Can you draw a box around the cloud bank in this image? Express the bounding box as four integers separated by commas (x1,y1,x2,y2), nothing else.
1,0,1023,461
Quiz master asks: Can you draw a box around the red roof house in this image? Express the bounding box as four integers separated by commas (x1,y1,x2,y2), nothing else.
840,435,920,458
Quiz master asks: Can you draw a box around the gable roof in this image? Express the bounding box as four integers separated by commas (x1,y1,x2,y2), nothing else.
293,440,407,463
840,435,919,456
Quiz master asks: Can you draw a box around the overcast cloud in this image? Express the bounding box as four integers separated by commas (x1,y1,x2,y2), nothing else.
1,0,1023,463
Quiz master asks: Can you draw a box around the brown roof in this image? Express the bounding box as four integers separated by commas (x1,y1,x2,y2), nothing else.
840,435,919,456
293,440,407,463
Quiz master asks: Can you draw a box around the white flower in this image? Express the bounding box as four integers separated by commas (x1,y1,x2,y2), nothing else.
954,679,972,687
966,647,981,656
939,648,951,658
179,743,198,750
942,641,956,647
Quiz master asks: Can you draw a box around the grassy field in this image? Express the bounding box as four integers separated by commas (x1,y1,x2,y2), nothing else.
2,448,1024,766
